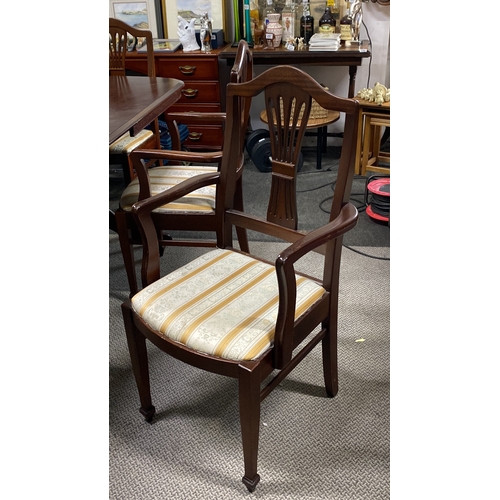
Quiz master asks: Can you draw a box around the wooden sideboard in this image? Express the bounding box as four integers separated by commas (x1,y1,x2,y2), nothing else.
220,44,371,98
124,43,372,150
125,46,229,150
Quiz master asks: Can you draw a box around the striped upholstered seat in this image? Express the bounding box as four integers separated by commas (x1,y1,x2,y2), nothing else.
131,248,326,361
109,129,155,154
120,165,218,213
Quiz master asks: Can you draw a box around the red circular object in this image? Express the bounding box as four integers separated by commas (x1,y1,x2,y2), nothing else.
367,178,390,196
366,204,389,222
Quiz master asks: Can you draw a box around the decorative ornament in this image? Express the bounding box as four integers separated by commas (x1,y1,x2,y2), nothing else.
178,17,200,52
200,12,212,53
356,83,390,105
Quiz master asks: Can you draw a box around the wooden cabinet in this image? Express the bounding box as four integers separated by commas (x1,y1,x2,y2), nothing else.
125,46,229,150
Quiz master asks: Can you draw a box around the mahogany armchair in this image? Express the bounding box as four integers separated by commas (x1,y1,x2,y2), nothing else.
115,40,253,296
121,65,360,491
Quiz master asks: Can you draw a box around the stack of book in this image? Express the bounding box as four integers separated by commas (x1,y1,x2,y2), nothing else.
308,33,341,51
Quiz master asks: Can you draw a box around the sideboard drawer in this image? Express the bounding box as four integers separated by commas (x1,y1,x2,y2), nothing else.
125,46,229,149
157,58,219,80
184,125,224,151
178,82,220,103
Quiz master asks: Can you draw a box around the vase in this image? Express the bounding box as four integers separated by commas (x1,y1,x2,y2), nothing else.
266,13,283,47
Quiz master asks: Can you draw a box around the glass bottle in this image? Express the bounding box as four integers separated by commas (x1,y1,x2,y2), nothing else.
339,3,352,44
250,0,261,35
300,0,314,45
264,0,275,28
327,0,340,30
318,6,335,35
281,0,296,43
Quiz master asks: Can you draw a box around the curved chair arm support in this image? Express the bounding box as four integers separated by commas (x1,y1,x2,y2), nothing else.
277,203,358,267
273,203,358,367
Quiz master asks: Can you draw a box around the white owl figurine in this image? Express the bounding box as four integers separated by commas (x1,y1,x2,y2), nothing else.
177,17,200,52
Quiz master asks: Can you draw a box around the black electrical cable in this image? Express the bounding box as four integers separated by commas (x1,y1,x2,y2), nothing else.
362,19,373,88
317,179,389,261
344,245,390,261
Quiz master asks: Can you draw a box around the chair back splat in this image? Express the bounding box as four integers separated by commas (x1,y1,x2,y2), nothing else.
121,64,360,493
109,17,155,77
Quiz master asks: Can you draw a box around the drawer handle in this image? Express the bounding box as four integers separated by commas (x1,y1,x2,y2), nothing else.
182,88,198,98
179,65,196,75
188,132,202,141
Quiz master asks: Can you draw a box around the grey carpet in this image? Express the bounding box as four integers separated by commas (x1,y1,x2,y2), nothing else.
109,233,390,499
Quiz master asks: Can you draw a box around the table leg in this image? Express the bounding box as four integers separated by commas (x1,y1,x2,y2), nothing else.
348,66,357,98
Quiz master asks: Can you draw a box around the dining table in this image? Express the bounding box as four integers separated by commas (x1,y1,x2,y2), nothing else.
109,75,185,231
109,75,184,144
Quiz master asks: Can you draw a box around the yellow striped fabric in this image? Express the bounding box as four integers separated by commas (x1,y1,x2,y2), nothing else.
109,130,154,154
132,249,326,361
120,166,217,213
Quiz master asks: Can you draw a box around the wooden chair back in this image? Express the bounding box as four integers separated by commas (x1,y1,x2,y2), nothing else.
219,65,360,242
109,17,155,77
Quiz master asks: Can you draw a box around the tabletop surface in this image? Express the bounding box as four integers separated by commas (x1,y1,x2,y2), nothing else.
109,76,184,144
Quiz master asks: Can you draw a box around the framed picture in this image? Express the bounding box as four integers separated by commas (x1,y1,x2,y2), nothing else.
137,39,182,52
162,0,225,39
109,1,159,38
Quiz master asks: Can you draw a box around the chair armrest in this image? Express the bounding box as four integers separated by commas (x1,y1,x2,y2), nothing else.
130,148,222,199
130,148,222,166
272,203,358,367
165,111,227,125
277,203,358,267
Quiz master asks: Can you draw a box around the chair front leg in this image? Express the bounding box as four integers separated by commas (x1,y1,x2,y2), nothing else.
116,211,139,297
238,362,261,492
121,303,156,422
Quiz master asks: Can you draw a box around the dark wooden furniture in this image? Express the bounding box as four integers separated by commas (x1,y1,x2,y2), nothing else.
124,46,229,151
219,44,371,98
109,76,184,144
121,65,360,492
115,41,253,296
109,75,184,231
109,18,160,184
353,99,390,175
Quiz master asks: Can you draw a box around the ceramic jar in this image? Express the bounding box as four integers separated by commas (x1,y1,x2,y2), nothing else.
266,13,283,47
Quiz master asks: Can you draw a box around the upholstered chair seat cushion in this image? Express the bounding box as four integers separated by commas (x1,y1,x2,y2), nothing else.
120,165,218,213
132,248,326,361
109,129,155,154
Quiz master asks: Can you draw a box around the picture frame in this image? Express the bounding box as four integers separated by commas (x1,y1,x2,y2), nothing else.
137,39,182,52
109,1,159,38
162,0,225,39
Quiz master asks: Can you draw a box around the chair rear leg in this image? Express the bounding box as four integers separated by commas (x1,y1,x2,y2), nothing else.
234,177,249,253
321,319,339,397
238,363,261,492
121,303,156,422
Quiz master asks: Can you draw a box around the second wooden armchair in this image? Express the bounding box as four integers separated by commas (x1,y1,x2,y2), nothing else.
115,40,253,295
